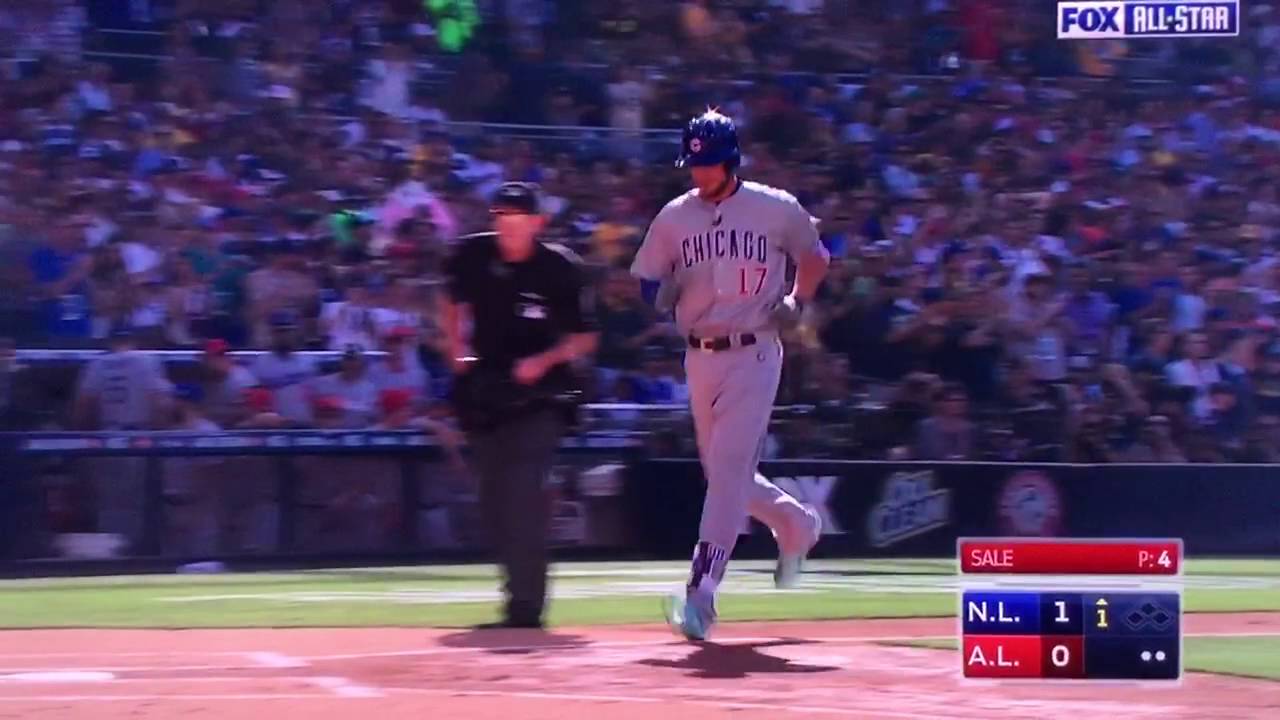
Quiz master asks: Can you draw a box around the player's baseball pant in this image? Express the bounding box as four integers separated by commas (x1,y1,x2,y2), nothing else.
469,407,563,624
685,335,812,557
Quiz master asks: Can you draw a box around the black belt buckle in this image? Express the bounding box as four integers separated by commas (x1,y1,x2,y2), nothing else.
689,333,757,352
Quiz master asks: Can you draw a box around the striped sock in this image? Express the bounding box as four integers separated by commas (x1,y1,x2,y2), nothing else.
687,541,728,595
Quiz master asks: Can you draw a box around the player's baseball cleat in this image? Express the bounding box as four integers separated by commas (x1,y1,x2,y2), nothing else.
665,590,717,642
774,505,823,589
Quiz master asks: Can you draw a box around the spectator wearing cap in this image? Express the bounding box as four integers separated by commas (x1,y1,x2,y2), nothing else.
309,393,348,429
309,345,379,428
73,324,172,431
198,339,258,427
249,312,318,425
238,386,289,429
72,323,172,553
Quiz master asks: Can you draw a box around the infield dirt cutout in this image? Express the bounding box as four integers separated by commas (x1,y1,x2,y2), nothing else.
0,614,1277,719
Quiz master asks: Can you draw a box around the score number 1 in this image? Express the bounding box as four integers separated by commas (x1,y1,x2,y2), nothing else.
1054,601,1069,624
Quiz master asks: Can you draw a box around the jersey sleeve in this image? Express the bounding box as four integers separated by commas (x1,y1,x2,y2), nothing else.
780,192,828,262
631,214,677,281
443,242,474,304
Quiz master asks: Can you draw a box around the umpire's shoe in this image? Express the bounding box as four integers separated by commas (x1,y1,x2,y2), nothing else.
473,617,544,630
774,505,823,589
665,589,717,642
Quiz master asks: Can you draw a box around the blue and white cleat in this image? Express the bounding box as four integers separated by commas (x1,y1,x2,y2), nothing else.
774,505,822,589
664,590,717,642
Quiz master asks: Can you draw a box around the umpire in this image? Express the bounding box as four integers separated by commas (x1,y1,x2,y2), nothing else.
441,182,598,629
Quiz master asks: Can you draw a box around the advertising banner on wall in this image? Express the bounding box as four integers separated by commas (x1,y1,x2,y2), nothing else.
625,460,1280,557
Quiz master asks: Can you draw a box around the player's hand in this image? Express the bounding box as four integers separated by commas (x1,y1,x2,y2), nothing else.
770,294,805,330
512,353,552,385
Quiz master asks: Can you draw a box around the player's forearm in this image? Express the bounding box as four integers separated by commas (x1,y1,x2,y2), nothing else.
791,251,830,303
540,332,598,366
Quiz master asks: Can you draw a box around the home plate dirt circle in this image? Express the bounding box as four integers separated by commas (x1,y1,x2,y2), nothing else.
0,615,1277,719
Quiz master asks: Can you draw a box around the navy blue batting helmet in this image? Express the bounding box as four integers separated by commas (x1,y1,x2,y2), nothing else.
676,110,740,170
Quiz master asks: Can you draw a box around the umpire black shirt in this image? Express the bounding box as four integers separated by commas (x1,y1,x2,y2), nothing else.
445,233,595,379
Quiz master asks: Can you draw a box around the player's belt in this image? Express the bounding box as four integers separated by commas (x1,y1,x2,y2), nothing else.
687,333,757,352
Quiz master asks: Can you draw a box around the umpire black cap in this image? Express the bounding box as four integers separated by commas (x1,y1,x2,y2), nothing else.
490,182,541,215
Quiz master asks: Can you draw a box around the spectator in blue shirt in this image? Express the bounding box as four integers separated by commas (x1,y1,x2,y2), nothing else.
28,216,93,343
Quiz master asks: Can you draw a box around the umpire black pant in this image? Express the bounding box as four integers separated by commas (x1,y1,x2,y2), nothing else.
469,407,563,625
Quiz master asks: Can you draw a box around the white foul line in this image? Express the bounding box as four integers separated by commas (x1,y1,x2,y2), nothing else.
307,676,384,698
246,652,308,668
296,630,1280,662
0,664,267,674
0,694,336,701
386,686,951,719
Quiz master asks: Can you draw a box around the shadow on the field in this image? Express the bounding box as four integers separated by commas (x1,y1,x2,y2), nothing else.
636,638,840,679
436,627,590,655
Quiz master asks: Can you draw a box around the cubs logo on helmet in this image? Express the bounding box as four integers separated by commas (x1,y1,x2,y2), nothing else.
676,110,740,170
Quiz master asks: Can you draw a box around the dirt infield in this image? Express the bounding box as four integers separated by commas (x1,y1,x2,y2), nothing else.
0,614,1277,719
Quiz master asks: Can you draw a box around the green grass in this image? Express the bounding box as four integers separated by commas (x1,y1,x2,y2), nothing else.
2,558,1280,628
2,558,1278,680
889,637,1280,681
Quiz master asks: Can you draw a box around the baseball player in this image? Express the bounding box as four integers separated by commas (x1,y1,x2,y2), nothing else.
631,110,831,641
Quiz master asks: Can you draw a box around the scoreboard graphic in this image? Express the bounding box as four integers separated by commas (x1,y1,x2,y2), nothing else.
958,538,1184,682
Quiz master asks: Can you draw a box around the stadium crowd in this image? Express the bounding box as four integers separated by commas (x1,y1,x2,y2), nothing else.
2,0,1280,465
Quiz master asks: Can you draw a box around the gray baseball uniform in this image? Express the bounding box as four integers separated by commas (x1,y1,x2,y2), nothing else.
631,180,825,563
78,350,172,429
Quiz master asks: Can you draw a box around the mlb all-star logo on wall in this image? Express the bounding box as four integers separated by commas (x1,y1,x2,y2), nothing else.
866,471,951,549
1057,1,1239,39
740,475,843,537
997,471,1063,537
